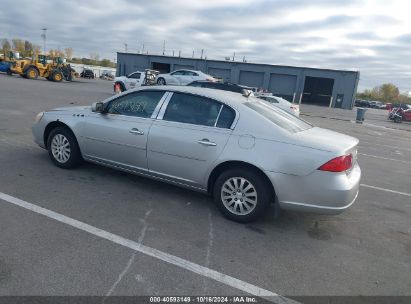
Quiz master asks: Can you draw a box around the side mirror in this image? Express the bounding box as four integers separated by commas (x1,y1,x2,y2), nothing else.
91,102,105,113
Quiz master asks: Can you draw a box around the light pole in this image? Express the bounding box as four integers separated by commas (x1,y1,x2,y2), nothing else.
41,28,47,55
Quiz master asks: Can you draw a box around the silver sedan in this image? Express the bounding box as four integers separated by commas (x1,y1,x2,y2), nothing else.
32,86,361,222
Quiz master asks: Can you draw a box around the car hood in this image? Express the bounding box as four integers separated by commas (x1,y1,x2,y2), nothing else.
48,106,90,113
115,76,127,81
292,127,359,153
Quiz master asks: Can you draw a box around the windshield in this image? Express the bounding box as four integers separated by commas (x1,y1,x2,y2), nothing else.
245,99,312,133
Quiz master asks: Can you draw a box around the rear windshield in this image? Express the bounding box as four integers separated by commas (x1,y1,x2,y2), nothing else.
245,100,312,133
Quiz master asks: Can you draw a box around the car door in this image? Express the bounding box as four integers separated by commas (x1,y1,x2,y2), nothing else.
80,90,167,172
170,70,186,85
179,71,195,85
125,72,142,90
147,92,236,189
189,71,202,83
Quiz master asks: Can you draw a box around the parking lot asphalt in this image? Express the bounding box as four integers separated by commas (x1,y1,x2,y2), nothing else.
0,75,410,300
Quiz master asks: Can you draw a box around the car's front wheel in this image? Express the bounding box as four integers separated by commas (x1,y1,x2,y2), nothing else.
213,168,272,222
157,77,166,85
47,127,82,169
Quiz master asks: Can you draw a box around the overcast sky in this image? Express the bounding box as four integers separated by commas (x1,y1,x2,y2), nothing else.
1,0,410,92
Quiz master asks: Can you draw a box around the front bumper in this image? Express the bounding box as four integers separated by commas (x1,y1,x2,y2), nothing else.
32,121,47,149
265,163,361,214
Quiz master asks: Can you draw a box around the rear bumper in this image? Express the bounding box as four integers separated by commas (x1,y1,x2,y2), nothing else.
265,163,361,214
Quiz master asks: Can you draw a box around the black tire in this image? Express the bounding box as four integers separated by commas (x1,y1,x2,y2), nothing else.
47,127,82,169
213,168,272,223
157,77,166,85
25,67,39,79
52,71,63,82
114,82,125,92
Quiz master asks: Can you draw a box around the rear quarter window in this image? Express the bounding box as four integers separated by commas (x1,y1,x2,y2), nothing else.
245,100,312,133
216,106,235,128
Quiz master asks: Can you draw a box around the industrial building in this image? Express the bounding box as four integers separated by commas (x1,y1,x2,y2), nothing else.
116,53,360,109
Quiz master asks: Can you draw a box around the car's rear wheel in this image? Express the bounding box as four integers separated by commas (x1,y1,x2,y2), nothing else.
157,77,166,85
213,168,272,222
47,127,82,169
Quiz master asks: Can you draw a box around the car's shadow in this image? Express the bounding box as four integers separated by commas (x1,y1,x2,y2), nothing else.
61,160,345,240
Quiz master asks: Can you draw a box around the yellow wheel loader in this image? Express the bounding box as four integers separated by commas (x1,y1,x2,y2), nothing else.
10,54,73,82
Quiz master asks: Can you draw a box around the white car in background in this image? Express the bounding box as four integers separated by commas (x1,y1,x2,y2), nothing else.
113,70,158,92
156,69,215,85
114,71,146,92
257,95,300,116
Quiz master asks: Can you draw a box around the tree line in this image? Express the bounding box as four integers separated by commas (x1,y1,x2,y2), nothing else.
1,38,115,68
357,83,411,104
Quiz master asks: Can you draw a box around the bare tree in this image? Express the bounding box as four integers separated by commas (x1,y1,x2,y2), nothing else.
12,39,25,55
64,47,73,59
32,44,41,56
1,39,11,56
24,40,33,57
90,52,100,64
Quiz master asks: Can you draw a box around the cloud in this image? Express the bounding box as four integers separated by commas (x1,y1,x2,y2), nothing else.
1,0,411,91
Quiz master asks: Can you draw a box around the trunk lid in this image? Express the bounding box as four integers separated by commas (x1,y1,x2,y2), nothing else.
292,127,359,154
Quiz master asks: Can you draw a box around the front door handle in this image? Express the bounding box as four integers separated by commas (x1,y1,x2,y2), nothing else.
198,139,217,146
129,128,144,135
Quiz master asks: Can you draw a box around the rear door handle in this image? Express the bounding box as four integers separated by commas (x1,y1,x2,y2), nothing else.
129,128,144,135
198,139,217,146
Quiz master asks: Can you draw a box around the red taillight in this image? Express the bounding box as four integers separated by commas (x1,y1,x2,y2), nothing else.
318,154,353,172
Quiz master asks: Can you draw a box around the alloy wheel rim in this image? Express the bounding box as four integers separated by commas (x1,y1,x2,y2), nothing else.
51,134,71,163
221,177,257,215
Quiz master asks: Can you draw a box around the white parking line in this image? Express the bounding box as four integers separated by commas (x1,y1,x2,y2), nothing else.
360,184,411,197
358,153,411,164
359,141,411,152
0,191,294,304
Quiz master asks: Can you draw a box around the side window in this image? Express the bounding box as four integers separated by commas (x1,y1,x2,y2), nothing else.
107,91,165,118
192,72,199,76
163,93,222,127
261,96,278,103
216,106,235,128
171,70,184,76
129,72,141,79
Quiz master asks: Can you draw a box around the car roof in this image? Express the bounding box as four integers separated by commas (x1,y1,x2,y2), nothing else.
173,69,203,73
133,85,253,107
